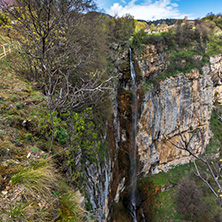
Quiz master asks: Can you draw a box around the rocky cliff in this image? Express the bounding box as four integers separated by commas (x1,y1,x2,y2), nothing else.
137,68,213,174
91,42,222,221
136,46,222,174
107,45,222,221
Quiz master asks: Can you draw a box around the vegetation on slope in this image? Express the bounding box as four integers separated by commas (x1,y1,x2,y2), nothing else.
128,14,222,222
130,14,222,84
129,102,221,222
0,0,135,220
146,18,178,26
0,57,87,221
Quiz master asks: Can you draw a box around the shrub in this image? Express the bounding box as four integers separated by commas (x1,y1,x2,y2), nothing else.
206,36,222,56
0,12,11,28
9,161,86,221
25,133,32,140
56,128,69,145
175,177,202,221
175,176,222,221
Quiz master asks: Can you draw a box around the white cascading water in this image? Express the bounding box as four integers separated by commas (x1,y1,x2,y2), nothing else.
129,48,137,222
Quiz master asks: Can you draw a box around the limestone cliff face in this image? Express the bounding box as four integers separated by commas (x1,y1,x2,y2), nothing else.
105,47,222,220
138,44,165,78
211,55,222,104
137,54,222,174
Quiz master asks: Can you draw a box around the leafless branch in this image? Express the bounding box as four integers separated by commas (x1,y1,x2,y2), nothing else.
165,124,222,206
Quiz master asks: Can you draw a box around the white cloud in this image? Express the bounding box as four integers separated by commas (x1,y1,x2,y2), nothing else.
107,0,192,20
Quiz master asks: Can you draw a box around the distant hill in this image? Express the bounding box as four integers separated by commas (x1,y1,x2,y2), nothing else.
138,18,178,26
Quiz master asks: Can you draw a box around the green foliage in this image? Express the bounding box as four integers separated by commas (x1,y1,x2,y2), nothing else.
131,23,199,51
210,108,222,142
206,36,222,56
25,133,32,140
142,82,153,92
35,107,66,144
215,18,222,30
130,29,147,50
150,23,157,32
30,146,38,153
56,128,69,145
135,20,147,32
98,140,109,160
146,18,177,26
203,14,216,21
206,106,222,155
105,14,135,44
165,49,208,76
0,51,90,222
130,17,222,85
0,12,11,28
68,108,100,164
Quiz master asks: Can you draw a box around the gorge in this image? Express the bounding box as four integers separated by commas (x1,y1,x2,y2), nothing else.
1,4,222,221
85,45,222,221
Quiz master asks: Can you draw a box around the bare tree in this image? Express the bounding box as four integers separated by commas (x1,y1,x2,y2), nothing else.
164,121,222,206
1,0,116,153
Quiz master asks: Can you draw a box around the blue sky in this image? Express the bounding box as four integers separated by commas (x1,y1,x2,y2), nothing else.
95,0,222,20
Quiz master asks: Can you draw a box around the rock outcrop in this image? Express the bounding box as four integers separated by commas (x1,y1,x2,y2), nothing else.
98,44,222,220
137,67,214,174
135,45,222,175
211,55,222,104
138,44,166,78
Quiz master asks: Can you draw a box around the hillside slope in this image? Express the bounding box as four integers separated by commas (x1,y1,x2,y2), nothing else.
0,56,86,221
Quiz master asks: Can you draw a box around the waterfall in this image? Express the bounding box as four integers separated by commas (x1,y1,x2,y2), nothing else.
129,48,138,222
130,48,136,84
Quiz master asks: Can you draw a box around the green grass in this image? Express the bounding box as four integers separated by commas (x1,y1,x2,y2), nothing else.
147,107,222,222
9,204,25,220
151,163,192,187
11,163,58,194
206,37,222,56
57,183,86,221
154,189,183,222
206,107,222,155
0,50,88,222
141,164,193,221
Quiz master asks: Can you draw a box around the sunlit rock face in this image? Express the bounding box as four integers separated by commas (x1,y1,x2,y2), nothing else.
138,44,166,78
136,53,222,174
211,55,222,104
106,48,222,220
137,68,213,173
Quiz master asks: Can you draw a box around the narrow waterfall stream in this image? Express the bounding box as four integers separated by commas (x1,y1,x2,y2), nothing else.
129,48,138,222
